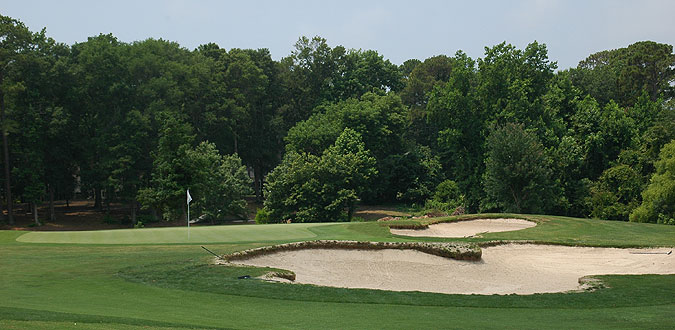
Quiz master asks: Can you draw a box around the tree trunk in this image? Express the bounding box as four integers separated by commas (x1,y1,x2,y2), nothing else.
254,165,263,202
1,75,14,225
0,194,4,222
32,202,40,226
347,201,355,222
150,207,158,222
49,185,55,222
105,188,111,213
94,188,102,210
130,199,137,224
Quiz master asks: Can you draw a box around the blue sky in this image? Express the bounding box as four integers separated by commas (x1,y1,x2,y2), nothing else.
2,0,673,69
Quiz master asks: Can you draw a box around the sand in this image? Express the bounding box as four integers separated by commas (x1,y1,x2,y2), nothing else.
390,218,536,237
234,244,674,295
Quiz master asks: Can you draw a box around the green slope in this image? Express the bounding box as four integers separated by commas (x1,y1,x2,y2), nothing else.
1,214,674,329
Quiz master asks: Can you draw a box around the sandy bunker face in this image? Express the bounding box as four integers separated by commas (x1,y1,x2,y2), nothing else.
390,218,536,238
235,244,674,295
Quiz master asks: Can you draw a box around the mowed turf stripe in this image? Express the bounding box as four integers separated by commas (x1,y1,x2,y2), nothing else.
15,223,332,244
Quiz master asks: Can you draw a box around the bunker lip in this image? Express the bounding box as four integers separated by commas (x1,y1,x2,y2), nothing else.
229,244,675,295
222,240,481,262
390,218,536,238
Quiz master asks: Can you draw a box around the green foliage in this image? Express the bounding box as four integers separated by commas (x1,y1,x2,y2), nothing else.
378,146,444,203
483,123,553,213
136,112,195,220
137,113,251,221
2,12,674,225
286,92,407,159
424,180,465,213
433,180,462,205
572,41,675,106
254,207,271,224
548,135,591,216
589,164,642,221
286,92,433,203
186,142,253,220
400,55,454,109
265,128,376,222
630,140,675,224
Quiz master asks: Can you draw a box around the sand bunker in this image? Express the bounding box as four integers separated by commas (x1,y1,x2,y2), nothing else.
234,244,674,295
391,218,536,237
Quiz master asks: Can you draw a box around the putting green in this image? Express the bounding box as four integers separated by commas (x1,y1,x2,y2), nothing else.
15,223,334,244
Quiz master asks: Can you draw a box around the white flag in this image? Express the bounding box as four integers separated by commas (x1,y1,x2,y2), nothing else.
187,189,192,204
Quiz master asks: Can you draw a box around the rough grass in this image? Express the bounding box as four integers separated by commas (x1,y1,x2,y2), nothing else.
1,214,675,329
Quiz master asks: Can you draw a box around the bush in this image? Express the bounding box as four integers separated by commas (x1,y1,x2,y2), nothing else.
433,180,461,204
254,207,272,224
424,180,464,212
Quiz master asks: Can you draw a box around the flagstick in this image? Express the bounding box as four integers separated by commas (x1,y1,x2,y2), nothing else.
187,200,190,241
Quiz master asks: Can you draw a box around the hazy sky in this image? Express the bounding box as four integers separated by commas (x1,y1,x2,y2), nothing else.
2,0,674,69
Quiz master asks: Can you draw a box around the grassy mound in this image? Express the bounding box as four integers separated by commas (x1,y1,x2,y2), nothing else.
223,240,481,261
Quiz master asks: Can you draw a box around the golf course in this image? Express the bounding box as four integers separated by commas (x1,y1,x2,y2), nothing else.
2,214,675,329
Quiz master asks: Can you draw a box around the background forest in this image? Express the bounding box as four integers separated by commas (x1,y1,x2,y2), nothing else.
1,15,674,225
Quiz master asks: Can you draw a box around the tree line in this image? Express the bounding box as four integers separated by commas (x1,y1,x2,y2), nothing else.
1,15,673,225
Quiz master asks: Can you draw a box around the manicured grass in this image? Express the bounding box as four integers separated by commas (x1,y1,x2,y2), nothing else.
1,214,674,329
15,223,335,244
386,213,675,247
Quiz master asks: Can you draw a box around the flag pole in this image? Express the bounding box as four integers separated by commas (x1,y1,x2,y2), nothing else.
187,197,190,241
187,189,191,241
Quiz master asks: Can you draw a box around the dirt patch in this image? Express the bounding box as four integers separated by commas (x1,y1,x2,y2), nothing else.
233,244,674,295
390,218,536,237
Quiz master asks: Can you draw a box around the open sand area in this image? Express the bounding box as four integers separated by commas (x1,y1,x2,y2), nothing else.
234,244,674,295
390,218,536,237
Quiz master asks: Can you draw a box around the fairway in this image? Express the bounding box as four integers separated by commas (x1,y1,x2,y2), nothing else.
15,223,334,244
2,215,675,329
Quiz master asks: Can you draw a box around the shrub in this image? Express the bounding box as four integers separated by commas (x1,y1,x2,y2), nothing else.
254,207,272,224
424,179,464,212
434,180,461,204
